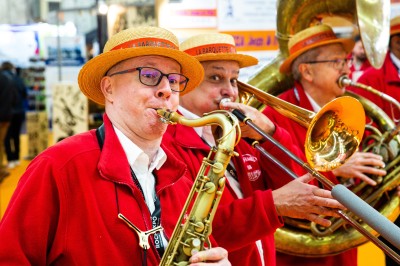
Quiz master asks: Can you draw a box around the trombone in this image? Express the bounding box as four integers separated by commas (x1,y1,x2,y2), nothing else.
235,80,400,263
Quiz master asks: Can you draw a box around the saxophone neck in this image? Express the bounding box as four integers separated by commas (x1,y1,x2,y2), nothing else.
157,108,241,145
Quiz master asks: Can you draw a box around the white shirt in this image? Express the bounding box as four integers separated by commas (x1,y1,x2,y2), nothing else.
114,126,168,247
390,52,400,72
304,90,321,112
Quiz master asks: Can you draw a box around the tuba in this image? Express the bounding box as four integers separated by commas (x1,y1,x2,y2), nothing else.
157,109,240,265
246,0,390,103
241,0,400,257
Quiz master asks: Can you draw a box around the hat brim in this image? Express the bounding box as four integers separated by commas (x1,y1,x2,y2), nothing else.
194,53,258,68
78,47,204,105
391,29,400,36
279,38,355,74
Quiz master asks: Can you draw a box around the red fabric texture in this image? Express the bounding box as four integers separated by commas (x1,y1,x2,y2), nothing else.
0,114,217,265
348,52,400,120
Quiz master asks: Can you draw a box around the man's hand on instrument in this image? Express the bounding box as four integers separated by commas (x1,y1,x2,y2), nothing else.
332,151,386,186
272,173,346,227
189,247,230,265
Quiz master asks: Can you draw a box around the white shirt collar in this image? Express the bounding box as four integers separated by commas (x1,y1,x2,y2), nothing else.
178,105,215,146
390,52,400,71
113,126,167,173
304,91,321,112
178,105,202,135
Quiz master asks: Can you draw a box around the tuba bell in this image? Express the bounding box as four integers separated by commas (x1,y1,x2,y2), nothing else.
241,0,399,257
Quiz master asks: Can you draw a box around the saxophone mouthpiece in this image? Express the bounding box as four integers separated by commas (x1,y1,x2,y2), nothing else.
219,98,232,110
156,108,180,124
338,75,353,88
156,108,172,124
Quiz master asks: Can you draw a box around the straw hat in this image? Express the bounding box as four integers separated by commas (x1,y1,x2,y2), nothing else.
280,24,355,74
78,26,204,105
180,33,258,68
390,16,400,36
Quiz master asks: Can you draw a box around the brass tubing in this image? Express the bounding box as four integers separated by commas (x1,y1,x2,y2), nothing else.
231,109,400,263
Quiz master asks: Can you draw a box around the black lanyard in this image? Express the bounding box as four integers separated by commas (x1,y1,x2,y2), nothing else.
129,167,165,258
96,124,165,263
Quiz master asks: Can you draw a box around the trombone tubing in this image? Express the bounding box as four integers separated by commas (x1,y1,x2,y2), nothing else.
231,109,400,263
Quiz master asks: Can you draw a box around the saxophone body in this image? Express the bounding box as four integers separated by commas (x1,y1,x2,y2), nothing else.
157,109,240,266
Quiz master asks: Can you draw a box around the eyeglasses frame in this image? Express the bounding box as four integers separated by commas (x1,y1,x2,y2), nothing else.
303,58,353,70
107,66,189,92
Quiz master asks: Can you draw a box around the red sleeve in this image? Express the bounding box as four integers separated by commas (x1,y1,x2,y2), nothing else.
211,189,283,251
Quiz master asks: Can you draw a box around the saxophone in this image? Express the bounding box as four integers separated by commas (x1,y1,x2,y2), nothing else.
157,109,240,266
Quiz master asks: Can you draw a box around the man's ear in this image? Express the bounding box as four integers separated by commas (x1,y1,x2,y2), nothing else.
299,63,313,82
100,76,114,103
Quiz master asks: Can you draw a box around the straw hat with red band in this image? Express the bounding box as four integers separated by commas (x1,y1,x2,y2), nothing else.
390,16,400,36
279,24,355,74
180,33,258,68
78,26,204,105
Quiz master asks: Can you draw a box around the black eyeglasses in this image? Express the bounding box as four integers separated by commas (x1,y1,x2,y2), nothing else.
108,67,189,92
304,58,352,70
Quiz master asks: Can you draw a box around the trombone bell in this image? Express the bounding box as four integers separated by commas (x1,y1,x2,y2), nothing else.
238,81,365,171
307,97,365,171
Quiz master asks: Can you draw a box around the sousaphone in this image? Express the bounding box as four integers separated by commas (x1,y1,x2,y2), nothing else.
241,0,399,256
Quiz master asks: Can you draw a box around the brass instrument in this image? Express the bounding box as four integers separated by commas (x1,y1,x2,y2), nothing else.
238,81,365,172
246,0,390,108
238,81,400,257
239,0,398,258
157,109,240,266
339,75,400,123
230,108,400,263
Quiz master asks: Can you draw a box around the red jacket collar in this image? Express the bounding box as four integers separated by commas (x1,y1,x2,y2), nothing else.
97,114,187,190
293,81,314,110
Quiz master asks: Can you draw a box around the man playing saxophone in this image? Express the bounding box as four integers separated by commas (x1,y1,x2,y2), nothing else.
262,24,387,266
0,26,230,265
162,33,347,266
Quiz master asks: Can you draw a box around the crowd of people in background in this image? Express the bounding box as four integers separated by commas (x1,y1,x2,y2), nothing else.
0,61,27,183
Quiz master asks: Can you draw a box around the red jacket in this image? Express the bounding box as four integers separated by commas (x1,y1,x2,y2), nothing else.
348,58,371,82
262,83,357,266
349,52,400,119
163,115,305,266
0,114,210,265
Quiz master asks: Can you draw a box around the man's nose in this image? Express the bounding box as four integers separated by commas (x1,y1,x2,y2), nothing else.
221,81,237,98
156,77,172,98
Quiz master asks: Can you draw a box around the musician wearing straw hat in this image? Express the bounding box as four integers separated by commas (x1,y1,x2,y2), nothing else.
263,24,387,266
349,16,400,120
162,32,347,266
0,26,230,265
